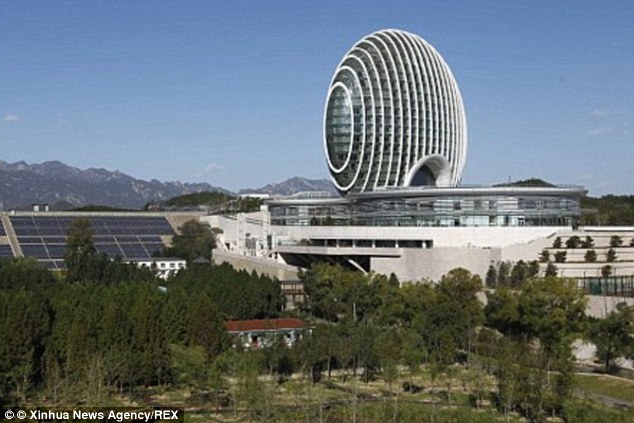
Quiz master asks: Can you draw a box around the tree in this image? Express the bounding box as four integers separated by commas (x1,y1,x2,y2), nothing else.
0,258,56,290
497,261,510,286
170,344,211,394
493,338,524,419
161,219,217,263
527,261,540,278
554,251,567,263
187,294,227,360
545,262,558,277
610,235,623,248
587,303,634,373
432,269,484,357
606,248,617,263
300,263,376,323
485,264,497,287
584,249,597,263
565,236,581,249
64,218,98,283
0,290,50,402
484,288,521,338
66,218,97,256
400,328,424,389
630,238,634,247
580,236,594,248
517,277,586,354
376,329,401,393
601,265,613,278
64,218,155,284
539,249,550,263
510,260,528,287
487,277,586,420
552,237,562,248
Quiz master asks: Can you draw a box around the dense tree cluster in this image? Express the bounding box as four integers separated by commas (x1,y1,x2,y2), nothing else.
298,265,633,421
2,216,634,422
158,219,218,263
167,263,285,321
587,303,634,373
581,195,634,226
157,191,263,214
484,260,539,288
0,253,283,406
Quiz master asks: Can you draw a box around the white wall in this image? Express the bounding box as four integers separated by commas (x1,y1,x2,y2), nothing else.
371,247,497,282
271,225,562,248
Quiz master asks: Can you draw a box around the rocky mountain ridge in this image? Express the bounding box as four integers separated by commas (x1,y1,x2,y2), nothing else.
0,159,335,210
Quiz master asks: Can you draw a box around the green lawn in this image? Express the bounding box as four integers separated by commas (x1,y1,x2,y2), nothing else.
575,373,634,404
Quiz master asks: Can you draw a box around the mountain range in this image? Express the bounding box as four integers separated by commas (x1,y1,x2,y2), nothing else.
0,160,336,210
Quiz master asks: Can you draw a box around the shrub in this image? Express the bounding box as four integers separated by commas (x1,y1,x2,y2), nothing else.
565,236,581,249
545,262,558,277
581,236,594,248
606,248,617,263
584,250,597,263
610,236,623,248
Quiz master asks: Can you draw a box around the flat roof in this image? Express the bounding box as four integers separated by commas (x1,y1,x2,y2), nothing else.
266,185,587,206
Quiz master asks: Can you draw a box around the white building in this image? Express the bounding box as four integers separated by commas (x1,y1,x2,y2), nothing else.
206,29,594,283
134,257,187,280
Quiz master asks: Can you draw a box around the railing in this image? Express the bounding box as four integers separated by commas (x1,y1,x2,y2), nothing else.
578,275,634,297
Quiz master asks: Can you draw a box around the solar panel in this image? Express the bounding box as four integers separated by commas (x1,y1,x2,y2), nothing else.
143,242,165,255
14,228,41,236
44,237,67,244
116,235,140,243
10,215,176,268
93,236,116,244
96,244,124,257
46,245,67,258
0,245,13,257
120,244,150,259
18,236,43,243
22,245,49,259
138,235,163,243
39,227,64,236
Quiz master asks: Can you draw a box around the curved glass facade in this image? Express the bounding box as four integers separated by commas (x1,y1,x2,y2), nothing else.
268,187,584,228
324,29,467,195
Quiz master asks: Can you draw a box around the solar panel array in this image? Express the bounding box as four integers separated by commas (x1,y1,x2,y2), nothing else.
10,215,175,270
0,245,13,258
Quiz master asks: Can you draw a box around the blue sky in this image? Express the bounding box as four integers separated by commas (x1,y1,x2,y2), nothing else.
0,1,632,195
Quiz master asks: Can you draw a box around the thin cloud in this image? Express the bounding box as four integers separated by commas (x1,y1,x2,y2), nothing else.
204,163,224,173
587,127,613,137
592,109,627,117
2,113,19,123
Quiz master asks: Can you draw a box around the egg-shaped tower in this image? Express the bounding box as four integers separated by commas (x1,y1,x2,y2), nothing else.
324,29,467,195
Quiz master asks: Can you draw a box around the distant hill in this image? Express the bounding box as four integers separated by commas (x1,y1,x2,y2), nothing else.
493,178,556,188
491,178,634,225
0,159,337,211
0,160,230,210
160,191,263,214
581,195,634,226
239,177,338,197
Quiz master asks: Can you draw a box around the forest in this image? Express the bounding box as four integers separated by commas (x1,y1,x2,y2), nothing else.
1,220,634,422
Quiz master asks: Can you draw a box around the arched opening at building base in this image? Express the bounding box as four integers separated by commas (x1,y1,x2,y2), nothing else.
405,155,453,187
